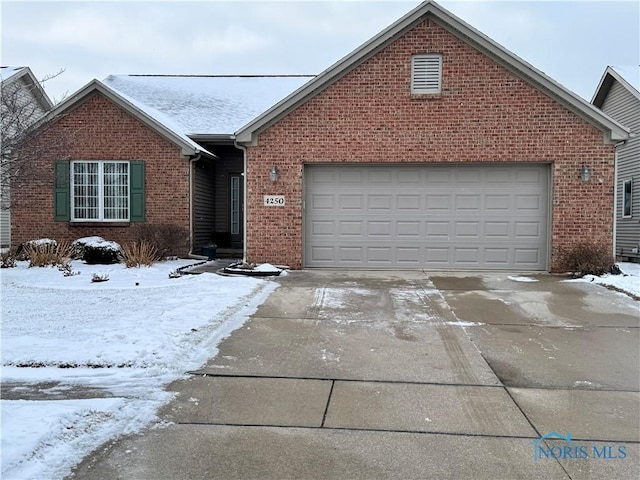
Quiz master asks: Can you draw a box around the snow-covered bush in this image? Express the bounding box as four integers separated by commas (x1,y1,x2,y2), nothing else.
71,236,122,265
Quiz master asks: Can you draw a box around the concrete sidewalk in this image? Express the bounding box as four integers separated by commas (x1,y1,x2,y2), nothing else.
69,271,640,479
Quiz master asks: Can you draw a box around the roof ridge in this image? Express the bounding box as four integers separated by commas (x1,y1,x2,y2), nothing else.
124,74,316,78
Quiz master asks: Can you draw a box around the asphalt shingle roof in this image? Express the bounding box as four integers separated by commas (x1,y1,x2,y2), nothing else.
102,74,314,136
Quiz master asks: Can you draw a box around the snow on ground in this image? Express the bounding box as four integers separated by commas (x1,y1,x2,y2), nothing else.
1,259,278,480
568,262,640,298
507,275,539,283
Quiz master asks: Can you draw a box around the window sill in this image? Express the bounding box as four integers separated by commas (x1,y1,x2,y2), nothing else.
69,222,131,228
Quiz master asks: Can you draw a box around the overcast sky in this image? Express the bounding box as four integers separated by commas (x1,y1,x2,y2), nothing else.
2,0,638,103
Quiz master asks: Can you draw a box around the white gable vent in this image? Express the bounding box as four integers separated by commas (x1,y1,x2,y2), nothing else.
411,54,442,94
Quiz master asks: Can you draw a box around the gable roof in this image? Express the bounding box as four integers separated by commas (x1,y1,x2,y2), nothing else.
1,66,54,112
592,66,640,107
103,74,313,138
45,79,215,158
235,0,630,145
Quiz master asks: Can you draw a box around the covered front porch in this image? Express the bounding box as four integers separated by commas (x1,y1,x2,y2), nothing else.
192,142,244,259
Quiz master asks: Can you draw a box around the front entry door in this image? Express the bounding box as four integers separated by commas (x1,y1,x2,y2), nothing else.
230,174,244,248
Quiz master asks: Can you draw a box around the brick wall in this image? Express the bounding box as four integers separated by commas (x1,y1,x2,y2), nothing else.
12,92,192,253
246,19,614,271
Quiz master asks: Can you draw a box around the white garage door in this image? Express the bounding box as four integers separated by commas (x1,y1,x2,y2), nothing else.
304,164,549,270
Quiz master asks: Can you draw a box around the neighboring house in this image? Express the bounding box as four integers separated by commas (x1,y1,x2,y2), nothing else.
592,66,640,262
11,1,629,271
0,66,54,247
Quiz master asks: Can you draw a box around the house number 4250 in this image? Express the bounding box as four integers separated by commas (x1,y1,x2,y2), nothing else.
264,195,285,206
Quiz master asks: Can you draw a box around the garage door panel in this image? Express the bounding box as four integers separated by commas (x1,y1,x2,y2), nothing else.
338,195,363,211
516,168,545,183
369,247,392,262
397,195,421,210
454,222,480,238
338,170,363,184
426,221,449,238
310,194,335,210
305,164,548,270
397,221,421,237
485,222,510,238
515,195,542,211
339,220,363,236
485,248,510,264
455,169,482,183
311,220,335,236
368,195,392,211
426,195,451,211
367,221,391,237
455,195,481,211
515,249,540,265
486,168,512,183
485,195,511,211
515,222,541,238
368,169,393,183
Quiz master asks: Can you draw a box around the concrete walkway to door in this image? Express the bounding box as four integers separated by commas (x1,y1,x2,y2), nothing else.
69,270,640,480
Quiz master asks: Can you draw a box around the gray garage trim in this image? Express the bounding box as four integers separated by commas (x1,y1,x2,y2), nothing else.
304,164,550,270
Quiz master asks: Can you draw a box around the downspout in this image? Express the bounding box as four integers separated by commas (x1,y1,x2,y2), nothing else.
612,140,626,260
233,137,248,263
188,151,202,257
613,148,618,260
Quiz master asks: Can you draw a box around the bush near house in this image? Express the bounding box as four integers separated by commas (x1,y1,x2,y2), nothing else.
563,243,616,277
21,239,71,267
71,237,122,265
121,240,160,268
1,247,18,268
131,224,190,258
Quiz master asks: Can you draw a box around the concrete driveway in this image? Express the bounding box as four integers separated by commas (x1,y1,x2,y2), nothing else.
69,270,640,479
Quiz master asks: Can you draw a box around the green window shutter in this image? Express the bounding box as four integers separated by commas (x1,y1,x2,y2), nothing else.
54,161,70,221
129,161,145,222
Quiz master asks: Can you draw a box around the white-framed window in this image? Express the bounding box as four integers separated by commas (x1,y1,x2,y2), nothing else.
71,161,129,221
623,179,633,218
411,54,442,94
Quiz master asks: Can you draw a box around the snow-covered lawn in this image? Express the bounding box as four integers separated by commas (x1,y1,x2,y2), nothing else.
1,260,277,480
568,262,640,298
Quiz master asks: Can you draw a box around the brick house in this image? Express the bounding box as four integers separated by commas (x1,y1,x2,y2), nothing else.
12,1,629,271
235,1,628,271
11,76,308,255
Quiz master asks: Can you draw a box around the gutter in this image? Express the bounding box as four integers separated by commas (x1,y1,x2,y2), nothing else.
612,140,627,260
613,148,618,259
188,151,202,257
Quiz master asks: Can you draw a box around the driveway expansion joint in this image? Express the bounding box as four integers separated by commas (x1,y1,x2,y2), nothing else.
185,371,505,388
320,380,335,428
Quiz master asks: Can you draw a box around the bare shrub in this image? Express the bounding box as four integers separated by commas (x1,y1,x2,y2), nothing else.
1,247,17,268
131,224,189,258
121,241,160,267
91,272,109,283
24,239,71,267
563,243,615,277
